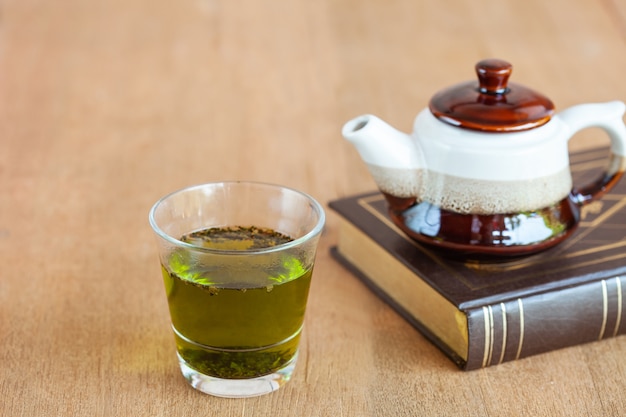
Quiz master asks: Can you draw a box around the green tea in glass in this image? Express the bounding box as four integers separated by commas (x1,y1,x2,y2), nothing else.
149,182,325,398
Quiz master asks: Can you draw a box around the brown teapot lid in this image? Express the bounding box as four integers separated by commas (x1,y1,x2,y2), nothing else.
429,59,555,132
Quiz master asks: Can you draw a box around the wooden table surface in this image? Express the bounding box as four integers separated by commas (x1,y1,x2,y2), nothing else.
2,0,626,415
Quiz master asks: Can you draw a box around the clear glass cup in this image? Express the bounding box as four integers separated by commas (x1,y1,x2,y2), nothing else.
149,181,325,398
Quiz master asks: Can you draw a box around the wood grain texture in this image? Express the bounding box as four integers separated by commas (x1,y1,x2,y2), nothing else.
1,0,625,415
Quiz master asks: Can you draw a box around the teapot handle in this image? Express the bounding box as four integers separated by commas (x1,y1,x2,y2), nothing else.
558,101,626,205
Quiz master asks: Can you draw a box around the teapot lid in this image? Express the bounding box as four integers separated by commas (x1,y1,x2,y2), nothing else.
429,59,555,132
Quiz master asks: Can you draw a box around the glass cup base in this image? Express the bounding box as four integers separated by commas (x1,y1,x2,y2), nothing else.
177,352,298,398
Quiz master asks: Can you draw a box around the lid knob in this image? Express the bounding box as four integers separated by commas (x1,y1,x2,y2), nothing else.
476,59,512,95
428,59,555,132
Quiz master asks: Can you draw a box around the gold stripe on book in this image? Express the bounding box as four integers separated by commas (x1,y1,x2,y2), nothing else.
482,306,490,368
498,303,508,365
487,306,495,366
515,299,525,361
613,277,623,338
599,280,609,340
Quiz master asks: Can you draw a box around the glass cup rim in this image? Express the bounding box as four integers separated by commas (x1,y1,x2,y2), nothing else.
148,181,326,255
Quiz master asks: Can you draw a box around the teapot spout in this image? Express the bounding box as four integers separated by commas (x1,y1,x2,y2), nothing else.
342,115,424,199
342,115,422,170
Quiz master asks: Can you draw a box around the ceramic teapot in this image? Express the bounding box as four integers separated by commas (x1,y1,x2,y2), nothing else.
342,59,626,257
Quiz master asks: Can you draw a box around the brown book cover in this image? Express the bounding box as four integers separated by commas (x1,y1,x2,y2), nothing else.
329,147,626,370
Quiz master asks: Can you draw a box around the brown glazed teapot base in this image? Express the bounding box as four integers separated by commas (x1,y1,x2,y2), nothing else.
386,194,580,260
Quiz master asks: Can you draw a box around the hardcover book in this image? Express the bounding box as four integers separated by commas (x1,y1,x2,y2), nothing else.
329,147,626,370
